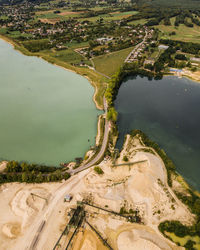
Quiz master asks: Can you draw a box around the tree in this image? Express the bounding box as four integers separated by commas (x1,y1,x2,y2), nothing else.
22,172,28,182
35,172,43,183
154,61,164,72
123,155,128,162
107,107,118,122
184,240,195,250
94,166,104,175
21,162,28,172
175,54,187,60
89,40,99,49
193,198,200,215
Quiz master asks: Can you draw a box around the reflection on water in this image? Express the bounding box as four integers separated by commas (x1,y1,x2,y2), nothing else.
115,75,200,190
0,39,100,166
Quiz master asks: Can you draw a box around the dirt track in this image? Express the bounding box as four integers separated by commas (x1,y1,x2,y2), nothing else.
0,135,193,250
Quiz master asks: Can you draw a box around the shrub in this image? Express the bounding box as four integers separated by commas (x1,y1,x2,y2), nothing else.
119,206,127,214
94,166,104,175
123,155,128,162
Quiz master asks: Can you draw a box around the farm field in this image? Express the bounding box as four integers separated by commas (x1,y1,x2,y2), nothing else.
49,48,91,66
93,46,134,77
35,9,83,22
156,17,200,43
80,10,138,22
150,48,161,59
165,232,200,249
35,10,139,23
128,18,149,25
64,41,89,49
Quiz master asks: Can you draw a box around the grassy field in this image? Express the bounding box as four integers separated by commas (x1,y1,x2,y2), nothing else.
128,18,149,26
0,28,33,38
35,10,138,23
80,11,138,22
150,48,162,59
166,232,200,249
49,48,91,66
89,6,106,11
93,46,134,77
0,15,8,20
0,27,7,34
35,10,82,22
156,17,200,43
36,11,62,19
65,41,89,49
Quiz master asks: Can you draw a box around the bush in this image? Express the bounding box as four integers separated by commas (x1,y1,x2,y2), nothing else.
184,240,195,250
107,107,118,122
159,221,190,237
123,155,128,162
94,166,104,175
119,206,127,214
175,54,187,61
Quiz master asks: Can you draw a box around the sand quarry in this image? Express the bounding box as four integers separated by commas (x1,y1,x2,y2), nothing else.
0,135,195,250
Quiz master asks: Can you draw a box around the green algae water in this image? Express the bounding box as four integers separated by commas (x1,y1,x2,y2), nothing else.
115,75,200,190
0,39,100,166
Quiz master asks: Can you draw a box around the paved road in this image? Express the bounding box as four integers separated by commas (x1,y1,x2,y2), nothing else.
24,98,109,250
69,97,109,175
125,30,148,63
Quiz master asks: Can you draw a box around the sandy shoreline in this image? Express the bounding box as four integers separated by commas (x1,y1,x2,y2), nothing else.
1,35,200,194
0,134,196,249
50,62,103,110
1,34,200,108
165,70,200,84
0,35,200,249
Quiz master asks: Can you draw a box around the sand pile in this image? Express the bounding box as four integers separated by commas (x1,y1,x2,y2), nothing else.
10,187,49,228
0,134,194,250
2,222,21,239
117,230,161,250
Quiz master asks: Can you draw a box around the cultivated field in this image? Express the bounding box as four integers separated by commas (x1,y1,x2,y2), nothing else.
93,47,135,77
156,17,200,43
128,18,149,26
35,10,138,23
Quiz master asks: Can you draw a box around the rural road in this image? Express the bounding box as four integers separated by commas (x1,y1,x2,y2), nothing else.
125,30,148,63
90,58,111,79
69,96,110,174
21,172,89,250
23,98,109,250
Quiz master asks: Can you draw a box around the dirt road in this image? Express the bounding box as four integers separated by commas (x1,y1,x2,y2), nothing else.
13,171,89,250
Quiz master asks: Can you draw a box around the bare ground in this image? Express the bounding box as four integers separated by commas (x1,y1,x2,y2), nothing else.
0,135,194,250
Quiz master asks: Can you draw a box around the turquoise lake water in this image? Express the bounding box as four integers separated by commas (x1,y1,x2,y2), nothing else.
115,75,200,190
0,39,100,166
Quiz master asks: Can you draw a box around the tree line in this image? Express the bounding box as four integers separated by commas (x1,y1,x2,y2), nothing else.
130,129,200,249
130,129,175,186
0,160,70,184
105,62,162,123
160,39,200,55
